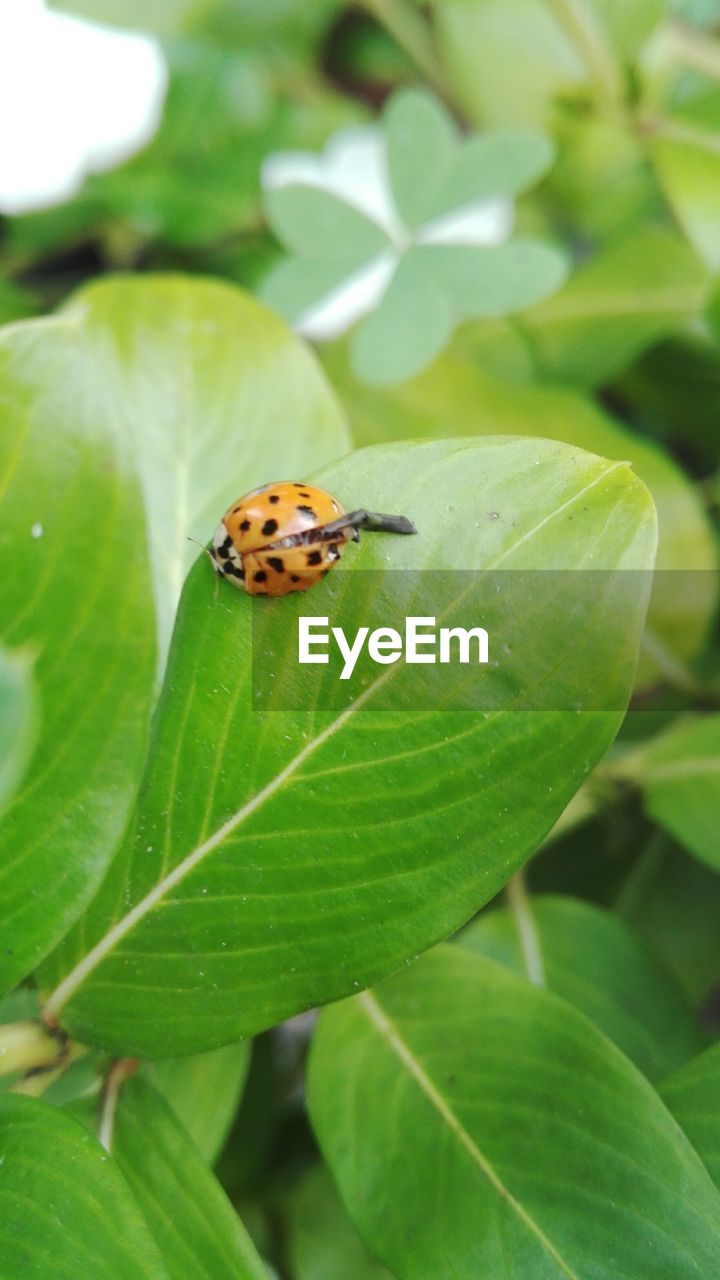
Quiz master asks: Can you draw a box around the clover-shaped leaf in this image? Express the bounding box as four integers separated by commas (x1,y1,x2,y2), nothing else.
260,88,565,384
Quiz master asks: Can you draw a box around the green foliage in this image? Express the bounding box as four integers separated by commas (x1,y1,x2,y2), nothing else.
622,715,720,871
40,436,654,1056
1,0,720,1273
145,1040,251,1164
458,894,703,1079
111,1078,267,1280
308,947,720,1278
0,1095,168,1278
0,647,38,819
661,1041,720,1188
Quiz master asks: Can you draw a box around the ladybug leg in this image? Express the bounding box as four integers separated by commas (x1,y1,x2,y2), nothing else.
323,510,417,538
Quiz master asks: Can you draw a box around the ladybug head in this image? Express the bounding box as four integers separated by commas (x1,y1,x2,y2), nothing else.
207,521,245,586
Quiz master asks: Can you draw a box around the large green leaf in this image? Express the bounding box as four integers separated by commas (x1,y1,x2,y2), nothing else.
322,345,717,674
0,646,38,818
619,715,720,871
42,437,655,1056
308,947,720,1279
458,894,702,1079
61,277,350,655
0,277,349,994
0,1094,168,1279
111,1078,268,1280
661,1042,720,1188
0,311,157,991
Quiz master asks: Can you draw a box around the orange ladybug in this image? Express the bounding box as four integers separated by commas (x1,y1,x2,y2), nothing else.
209,482,416,596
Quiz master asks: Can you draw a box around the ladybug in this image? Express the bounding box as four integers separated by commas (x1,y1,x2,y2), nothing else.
209,482,417,596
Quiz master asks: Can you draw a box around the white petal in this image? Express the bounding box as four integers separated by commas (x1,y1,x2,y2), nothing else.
0,0,167,215
262,126,402,242
417,197,515,247
294,251,399,341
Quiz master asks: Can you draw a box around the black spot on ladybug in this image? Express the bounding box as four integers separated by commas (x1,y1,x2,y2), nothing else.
306,550,323,567
297,505,317,521
293,482,306,488
240,519,251,532
261,519,279,537
218,535,233,559
232,505,243,515
269,493,280,504
290,574,301,583
254,570,268,583
299,491,311,498
268,556,285,573
225,563,244,580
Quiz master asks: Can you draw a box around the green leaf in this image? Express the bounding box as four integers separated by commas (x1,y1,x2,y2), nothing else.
417,240,568,317
435,0,590,128
0,1094,169,1279
618,842,720,1005
350,241,567,385
0,310,157,992
1,277,348,993
321,347,717,674
623,716,720,871
111,1078,268,1280
518,227,710,385
0,647,38,818
61,276,350,657
651,95,720,272
42,437,656,1057
661,1042,720,1189
351,255,453,384
458,894,702,1080
593,0,666,57
146,1039,251,1163
284,1163,393,1280
308,947,720,1279
260,254,378,327
427,130,555,220
434,0,663,127
264,186,391,258
383,88,457,229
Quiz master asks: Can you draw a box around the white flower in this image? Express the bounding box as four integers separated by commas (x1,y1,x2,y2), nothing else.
0,0,168,215
261,124,514,340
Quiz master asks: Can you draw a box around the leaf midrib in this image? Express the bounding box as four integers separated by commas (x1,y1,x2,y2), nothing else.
356,988,580,1279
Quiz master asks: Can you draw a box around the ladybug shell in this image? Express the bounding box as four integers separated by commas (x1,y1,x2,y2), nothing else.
212,482,348,596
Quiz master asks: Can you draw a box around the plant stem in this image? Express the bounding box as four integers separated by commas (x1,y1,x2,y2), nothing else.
98,1058,140,1153
0,1019,66,1078
639,628,706,698
544,0,622,107
663,20,720,83
505,870,545,986
361,0,451,100
642,114,720,157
